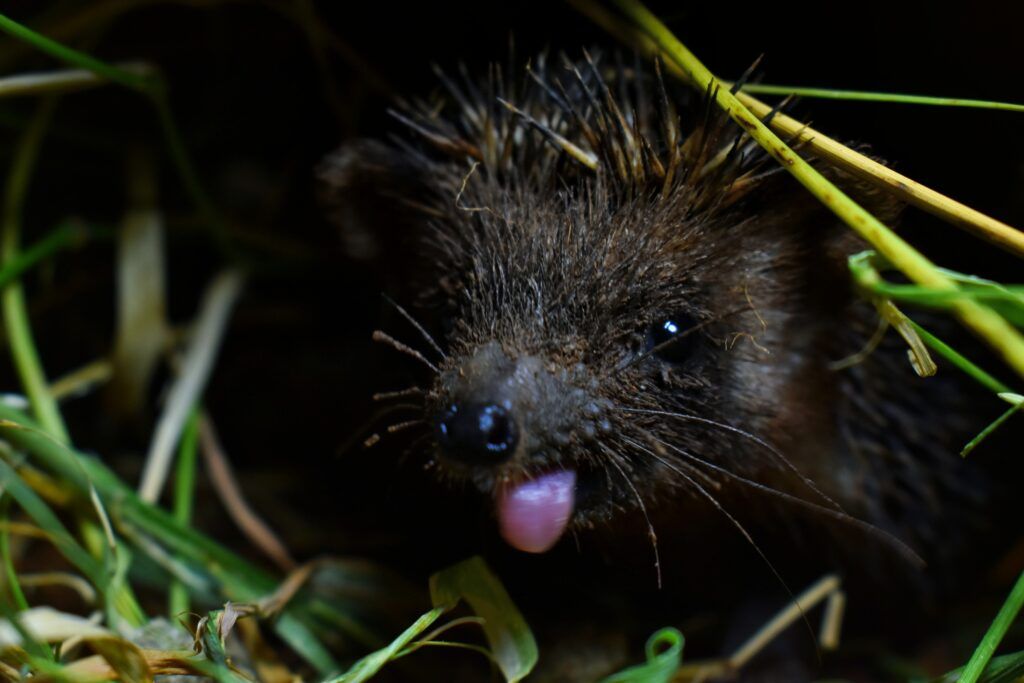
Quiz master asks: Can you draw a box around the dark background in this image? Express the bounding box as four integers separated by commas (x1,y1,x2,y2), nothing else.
0,0,1021,674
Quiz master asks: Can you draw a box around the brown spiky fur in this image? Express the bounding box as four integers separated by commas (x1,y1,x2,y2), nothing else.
318,51,1002,602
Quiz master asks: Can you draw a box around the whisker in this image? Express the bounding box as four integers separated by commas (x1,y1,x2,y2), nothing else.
372,330,440,374
337,403,425,456
649,435,924,568
620,434,818,654
602,447,663,589
621,406,842,513
382,294,448,360
620,433,718,491
386,419,427,434
373,386,425,402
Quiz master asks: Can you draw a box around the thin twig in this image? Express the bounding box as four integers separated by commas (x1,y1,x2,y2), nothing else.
198,414,296,572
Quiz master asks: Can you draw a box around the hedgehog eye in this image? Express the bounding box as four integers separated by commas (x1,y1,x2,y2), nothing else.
645,314,698,363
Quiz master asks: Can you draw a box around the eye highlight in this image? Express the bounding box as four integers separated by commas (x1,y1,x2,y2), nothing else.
645,313,698,363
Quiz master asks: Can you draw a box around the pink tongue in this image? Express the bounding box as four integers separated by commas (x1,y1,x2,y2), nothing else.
496,469,576,553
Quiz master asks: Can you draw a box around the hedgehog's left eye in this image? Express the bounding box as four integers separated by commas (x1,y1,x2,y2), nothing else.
645,314,698,363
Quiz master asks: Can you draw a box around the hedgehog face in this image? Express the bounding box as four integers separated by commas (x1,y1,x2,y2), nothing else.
417,173,808,553
319,53,891,556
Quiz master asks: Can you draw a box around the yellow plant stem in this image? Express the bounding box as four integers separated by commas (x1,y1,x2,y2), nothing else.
570,0,1024,258
608,0,1024,381
733,92,1024,258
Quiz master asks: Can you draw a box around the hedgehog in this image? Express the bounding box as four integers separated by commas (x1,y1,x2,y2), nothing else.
316,51,1003,600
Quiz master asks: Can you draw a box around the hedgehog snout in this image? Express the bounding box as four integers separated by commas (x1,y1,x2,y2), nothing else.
436,401,519,465
431,341,603,470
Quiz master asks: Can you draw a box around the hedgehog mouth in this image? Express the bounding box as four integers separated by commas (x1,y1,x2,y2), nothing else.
493,461,612,553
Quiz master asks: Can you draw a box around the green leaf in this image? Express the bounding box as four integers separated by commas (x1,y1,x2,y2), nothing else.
429,556,538,683
601,628,684,683
0,457,103,587
956,570,1024,683
934,649,1024,683
327,605,447,683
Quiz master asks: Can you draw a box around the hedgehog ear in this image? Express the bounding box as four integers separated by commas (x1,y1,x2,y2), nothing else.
316,139,431,263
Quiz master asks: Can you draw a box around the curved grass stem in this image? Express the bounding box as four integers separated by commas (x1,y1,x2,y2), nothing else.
1,98,70,445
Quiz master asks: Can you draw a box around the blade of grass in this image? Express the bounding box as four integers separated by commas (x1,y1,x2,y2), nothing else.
326,606,447,683
0,14,155,93
138,269,244,503
0,63,154,99
735,84,1024,113
1,97,70,445
0,221,88,290
958,570,1024,683
0,12,230,253
168,407,200,618
960,400,1023,457
906,323,1011,395
601,627,684,683
569,0,1024,259
848,252,1024,326
606,0,1024,382
0,457,105,593
0,411,357,670
848,252,1016,394
430,556,538,683
0,499,29,612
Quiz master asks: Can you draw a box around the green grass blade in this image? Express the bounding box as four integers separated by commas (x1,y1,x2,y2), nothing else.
0,221,87,290
0,409,362,670
168,407,200,618
1,98,70,445
908,323,1012,395
601,628,684,683
0,499,29,612
326,606,447,683
736,84,1024,113
0,13,155,94
0,456,104,589
958,570,1024,683
960,400,1023,457
848,251,1016,394
608,0,1024,382
430,556,538,683
0,12,229,252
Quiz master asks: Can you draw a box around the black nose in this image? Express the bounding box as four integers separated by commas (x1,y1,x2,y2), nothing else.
436,402,519,464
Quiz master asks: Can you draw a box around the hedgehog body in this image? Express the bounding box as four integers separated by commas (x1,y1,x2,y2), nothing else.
318,52,996,593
